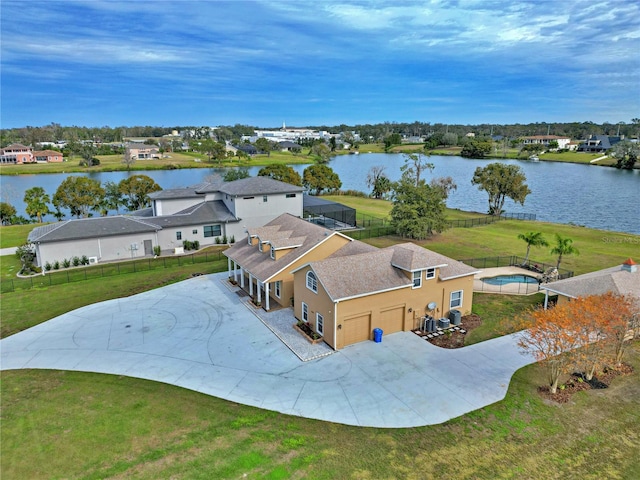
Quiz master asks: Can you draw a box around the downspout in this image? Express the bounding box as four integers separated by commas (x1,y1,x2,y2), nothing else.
98,238,102,259
544,290,549,310
334,301,338,351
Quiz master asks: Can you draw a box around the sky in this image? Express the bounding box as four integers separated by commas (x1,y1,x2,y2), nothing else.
1,0,639,129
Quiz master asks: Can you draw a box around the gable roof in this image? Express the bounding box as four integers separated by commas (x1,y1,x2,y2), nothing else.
307,242,478,302
540,262,640,300
224,213,345,282
144,201,237,228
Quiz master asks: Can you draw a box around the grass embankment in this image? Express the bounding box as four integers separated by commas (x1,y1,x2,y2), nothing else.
2,344,638,479
0,150,315,175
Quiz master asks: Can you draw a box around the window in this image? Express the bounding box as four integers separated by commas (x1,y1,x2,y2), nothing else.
306,271,318,293
412,271,422,288
192,229,198,235
263,195,268,202
316,313,324,335
275,280,281,298
426,268,436,279
248,235,252,245
243,196,254,200
450,290,463,309
302,302,309,322
286,193,296,198
270,245,275,259
204,225,221,238
176,231,182,240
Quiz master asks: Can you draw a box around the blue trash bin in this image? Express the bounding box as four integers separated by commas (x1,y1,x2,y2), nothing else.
373,328,383,343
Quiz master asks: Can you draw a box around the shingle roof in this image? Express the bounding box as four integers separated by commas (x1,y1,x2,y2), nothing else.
28,216,159,243
27,201,237,243
148,187,202,200
541,263,640,299
224,213,339,282
310,249,410,301
219,177,303,196
144,201,237,228
309,243,478,301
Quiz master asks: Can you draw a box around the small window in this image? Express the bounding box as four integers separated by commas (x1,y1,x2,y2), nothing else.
270,245,275,259
302,302,309,322
259,242,264,252
243,196,254,200
275,280,281,298
286,193,296,198
412,271,422,288
450,290,463,309
306,271,318,293
263,195,268,202
426,268,435,279
248,235,252,245
316,313,324,335
176,231,182,240
192,229,198,235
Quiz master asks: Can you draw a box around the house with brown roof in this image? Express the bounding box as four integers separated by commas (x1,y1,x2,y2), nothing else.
224,214,479,350
0,144,65,164
540,258,640,309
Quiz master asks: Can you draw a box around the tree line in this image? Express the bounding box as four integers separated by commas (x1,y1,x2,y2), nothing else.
3,119,639,149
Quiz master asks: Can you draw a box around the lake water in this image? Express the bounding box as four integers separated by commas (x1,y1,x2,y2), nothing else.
1,154,639,234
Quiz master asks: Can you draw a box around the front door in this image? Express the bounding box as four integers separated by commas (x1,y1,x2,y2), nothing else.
144,239,153,255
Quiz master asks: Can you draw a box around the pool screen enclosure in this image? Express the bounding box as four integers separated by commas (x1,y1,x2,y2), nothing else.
302,195,356,229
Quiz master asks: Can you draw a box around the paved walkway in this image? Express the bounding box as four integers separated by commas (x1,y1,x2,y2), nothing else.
0,247,18,256
0,273,537,428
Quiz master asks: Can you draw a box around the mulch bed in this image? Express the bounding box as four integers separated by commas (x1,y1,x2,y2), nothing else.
537,364,634,403
421,314,482,349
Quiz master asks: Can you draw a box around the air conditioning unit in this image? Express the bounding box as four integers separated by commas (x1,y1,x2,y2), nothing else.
88,256,98,264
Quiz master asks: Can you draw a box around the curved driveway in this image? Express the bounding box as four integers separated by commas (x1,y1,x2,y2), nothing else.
0,273,536,428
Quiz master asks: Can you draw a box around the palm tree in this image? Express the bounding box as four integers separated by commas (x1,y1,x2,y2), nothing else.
517,231,549,265
550,234,579,269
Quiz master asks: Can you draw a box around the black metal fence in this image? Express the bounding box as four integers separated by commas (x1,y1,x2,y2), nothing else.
1,250,228,293
447,212,536,228
459,255,573,280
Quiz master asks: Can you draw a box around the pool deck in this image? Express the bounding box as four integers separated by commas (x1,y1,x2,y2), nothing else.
474,266,542,295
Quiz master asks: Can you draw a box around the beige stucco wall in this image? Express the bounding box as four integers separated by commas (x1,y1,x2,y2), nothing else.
294,266,475,350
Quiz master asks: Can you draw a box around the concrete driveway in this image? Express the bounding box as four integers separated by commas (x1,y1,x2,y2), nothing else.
0,273,537,428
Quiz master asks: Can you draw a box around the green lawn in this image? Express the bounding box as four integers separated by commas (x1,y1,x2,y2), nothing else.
2,343,638,479
0,223,38,248
0,150,316,175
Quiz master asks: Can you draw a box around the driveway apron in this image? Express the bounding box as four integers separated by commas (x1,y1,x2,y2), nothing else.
0,273,537,428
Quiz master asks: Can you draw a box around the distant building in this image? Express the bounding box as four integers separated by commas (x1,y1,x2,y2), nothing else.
125,143,160,160
0,144,64,164
520,135,571,150
577,135,623,153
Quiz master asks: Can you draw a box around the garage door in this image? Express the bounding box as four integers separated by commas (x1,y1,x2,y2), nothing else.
375,306,404,335
343,314,371,347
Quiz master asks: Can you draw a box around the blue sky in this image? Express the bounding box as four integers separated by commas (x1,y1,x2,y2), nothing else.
1,0,639,128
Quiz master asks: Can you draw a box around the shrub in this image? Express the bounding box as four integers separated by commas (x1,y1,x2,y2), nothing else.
81,255,89,265
53,260,60,270
72,256,81,267
222,235,228,244
230,235,235,243
153,245,161,256
193,240,200,250
62,258,71,268
215,236,221,244
44,262,52,272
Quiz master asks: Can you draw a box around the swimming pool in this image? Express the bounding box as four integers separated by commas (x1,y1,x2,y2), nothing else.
482,275,539,286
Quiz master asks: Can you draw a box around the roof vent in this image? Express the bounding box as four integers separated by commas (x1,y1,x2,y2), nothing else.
622,258,637,273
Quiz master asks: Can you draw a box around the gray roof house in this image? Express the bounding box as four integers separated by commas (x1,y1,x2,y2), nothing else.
28,177,303,268
540,258,640,308
577,135,623,152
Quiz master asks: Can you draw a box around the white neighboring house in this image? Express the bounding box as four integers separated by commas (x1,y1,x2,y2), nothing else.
28,177,304,268
520,135,571,150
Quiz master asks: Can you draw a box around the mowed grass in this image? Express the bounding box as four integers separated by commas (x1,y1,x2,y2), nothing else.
2,343,639,479
0,150,315,175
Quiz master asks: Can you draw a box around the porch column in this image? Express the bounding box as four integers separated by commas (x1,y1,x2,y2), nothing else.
264,282,270,311
240,267,245,288
227,257,231,277
249,274,254,297
544,290,549,310
234,262,239,282
257,281,262,303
